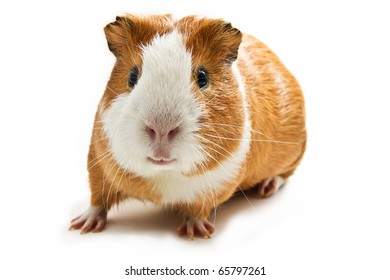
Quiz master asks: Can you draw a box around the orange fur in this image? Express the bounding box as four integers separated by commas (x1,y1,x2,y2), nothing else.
86,15,306,229
238,34,306,190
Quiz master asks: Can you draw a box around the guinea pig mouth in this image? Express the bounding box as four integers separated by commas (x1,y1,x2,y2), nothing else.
147,157,176,165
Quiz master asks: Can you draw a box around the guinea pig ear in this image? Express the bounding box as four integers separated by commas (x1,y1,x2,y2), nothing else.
196,19,243,63
104,16,134,56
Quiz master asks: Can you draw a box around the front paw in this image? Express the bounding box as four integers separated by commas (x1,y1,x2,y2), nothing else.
177,217,215,240
69,206,107,234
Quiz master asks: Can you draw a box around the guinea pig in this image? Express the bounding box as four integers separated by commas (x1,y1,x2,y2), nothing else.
69,14,306,239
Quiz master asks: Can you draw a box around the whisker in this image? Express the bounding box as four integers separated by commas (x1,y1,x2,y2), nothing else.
106,85,121,96
188,142,218,222
202,122,303,146
107,167,119,210
203,133,301,145
196,147,216,221
101,157,115,211
196,134,239,161
199,140,230,162
204,122,272,139
89,136,108,145
198,145,253,209
92,126,106,131
87,151,111,170
115,170,125,206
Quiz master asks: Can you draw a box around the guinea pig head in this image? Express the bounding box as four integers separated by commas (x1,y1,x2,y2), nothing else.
101,15,246,178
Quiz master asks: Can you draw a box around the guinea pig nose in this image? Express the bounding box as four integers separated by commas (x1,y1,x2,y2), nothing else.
145,124,180,142
146,125,157,141
167,126,179,141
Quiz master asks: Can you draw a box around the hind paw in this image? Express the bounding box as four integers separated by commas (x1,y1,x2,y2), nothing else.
257,176,285,198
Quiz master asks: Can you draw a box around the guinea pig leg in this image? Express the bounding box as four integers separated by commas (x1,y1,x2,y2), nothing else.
69,174,126,234
69,206,107,234
257,176,285,198
177,217,215,240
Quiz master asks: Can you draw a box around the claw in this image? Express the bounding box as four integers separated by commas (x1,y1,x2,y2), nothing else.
177,217,214,239
69,206,107,234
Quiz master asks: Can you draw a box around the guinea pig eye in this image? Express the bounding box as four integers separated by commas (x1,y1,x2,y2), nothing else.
196,68,209,89
128,66,139,88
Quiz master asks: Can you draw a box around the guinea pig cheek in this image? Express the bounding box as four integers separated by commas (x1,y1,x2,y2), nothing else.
100,96,144,175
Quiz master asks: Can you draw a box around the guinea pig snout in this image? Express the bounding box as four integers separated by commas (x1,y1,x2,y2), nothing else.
145,122,180,161
145,123,179,143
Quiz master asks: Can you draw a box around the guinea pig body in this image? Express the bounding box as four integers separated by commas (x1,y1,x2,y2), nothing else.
69,14,306,238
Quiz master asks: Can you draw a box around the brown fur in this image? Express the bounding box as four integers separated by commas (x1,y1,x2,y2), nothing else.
86,15,306,225
238,34,306,190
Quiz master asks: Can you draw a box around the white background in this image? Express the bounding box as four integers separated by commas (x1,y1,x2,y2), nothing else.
1,0,390,279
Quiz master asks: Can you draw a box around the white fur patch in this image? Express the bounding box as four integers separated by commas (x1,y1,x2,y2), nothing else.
102,30,251,205
70,206,105,227
102,30,205,178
